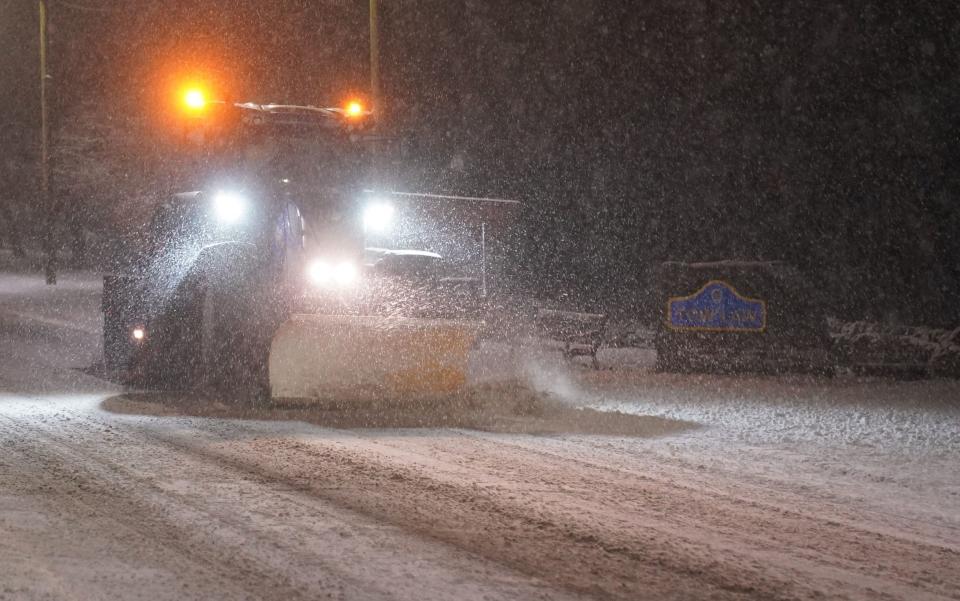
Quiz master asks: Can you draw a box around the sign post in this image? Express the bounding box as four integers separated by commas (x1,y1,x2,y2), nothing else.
40,0,56,285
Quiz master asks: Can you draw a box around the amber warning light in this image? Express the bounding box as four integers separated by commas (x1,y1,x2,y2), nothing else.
182,87,208,112
345,100,365,118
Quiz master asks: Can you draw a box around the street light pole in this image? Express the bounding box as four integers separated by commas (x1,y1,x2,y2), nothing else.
369,0,381,124
39,0,56,285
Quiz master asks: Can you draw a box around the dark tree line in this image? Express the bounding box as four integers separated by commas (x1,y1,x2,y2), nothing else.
2,0,957,324
379,1,960,324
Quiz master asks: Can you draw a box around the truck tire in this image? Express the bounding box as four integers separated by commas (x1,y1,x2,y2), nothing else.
190,246,277,400
197,272,262,395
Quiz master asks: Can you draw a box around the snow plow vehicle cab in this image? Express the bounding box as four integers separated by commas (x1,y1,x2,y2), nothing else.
102,101,516,401
102,184,497,400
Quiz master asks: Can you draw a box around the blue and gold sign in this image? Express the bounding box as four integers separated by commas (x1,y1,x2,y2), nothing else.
667,280,766,332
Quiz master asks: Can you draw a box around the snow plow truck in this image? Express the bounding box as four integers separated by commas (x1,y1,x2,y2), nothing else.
102,98,517,401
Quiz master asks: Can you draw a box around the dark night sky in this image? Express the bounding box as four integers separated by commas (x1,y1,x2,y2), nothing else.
2,1,959,322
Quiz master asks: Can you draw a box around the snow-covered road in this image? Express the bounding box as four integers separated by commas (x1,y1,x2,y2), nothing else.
1,271,958,600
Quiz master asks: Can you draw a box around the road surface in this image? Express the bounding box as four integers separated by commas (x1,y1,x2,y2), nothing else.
1,270,959,600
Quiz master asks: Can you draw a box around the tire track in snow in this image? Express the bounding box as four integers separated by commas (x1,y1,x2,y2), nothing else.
0,399,583,601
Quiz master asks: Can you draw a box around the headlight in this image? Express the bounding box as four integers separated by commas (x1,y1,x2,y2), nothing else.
308,260,333,285
362,202,393,233
334,261,358,286
131,326,146,342
308,259,359,288
213,191,245,224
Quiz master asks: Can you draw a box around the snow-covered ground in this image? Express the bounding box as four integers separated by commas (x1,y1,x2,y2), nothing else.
585,365,960,528
1,270,958,600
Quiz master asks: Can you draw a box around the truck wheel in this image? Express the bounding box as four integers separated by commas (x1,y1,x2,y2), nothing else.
187,247,279,401
194,270,268,399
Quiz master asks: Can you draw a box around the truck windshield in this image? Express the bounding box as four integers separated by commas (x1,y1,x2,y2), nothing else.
229,116,374,215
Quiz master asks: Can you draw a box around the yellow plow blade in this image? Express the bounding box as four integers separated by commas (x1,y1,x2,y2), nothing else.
268,314,480,401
